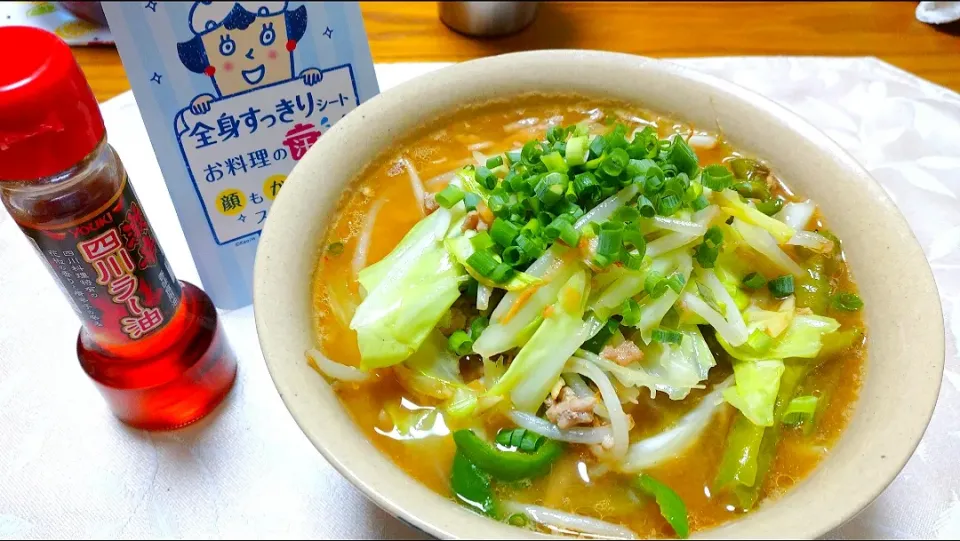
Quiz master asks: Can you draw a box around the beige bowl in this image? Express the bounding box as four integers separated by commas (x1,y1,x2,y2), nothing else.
253,50,944,539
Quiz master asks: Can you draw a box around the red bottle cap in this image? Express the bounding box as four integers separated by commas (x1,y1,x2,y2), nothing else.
0,26,105,182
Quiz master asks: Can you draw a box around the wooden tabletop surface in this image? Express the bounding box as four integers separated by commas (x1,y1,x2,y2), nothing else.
74,1,960,103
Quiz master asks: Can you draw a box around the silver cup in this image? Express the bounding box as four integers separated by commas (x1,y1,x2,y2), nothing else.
439,2,539,37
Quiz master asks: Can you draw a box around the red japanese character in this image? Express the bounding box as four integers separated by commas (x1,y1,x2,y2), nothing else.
120,203,159,269
121,305,164,339
78,229,122,262
282,123,321,161
108,273,139,303
90,247,135,285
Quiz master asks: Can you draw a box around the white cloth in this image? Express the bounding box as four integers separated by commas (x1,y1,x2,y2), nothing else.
916,1,960,24
0,58,958,539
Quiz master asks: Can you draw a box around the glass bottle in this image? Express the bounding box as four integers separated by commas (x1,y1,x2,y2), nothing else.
0,26,237,430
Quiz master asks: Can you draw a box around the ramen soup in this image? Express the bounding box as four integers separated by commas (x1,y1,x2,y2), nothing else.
311,98,865,539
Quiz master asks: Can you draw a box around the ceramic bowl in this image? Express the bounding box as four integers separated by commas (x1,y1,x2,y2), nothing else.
253,50,944,539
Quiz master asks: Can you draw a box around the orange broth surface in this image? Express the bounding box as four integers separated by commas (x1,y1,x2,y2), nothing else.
311,98,866,537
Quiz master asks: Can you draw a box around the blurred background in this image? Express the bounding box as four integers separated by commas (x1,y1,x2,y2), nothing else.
3,1,959,101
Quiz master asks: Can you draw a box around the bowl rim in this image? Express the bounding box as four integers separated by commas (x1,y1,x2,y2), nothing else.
254,49,945,539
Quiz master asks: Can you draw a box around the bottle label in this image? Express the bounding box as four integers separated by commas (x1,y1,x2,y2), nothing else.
19,177,182,344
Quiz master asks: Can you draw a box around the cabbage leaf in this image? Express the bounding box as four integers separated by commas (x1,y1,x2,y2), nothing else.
722,359,785,427
351,206,468,369
487,269,592,411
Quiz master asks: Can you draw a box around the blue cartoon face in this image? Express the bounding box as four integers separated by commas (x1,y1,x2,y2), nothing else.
200,12,290,91
177,1,310,99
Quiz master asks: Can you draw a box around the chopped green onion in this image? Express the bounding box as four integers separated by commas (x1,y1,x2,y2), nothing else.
637,195,656,218
665,272,686,293
536,211,555,226
660,163,678,178
621,227,644,248
596,227,623,261
644,166,665,194
487,193,508,216
645,271,669,298
546,125,564,144
554,200,584,220
657,194,682,216
683,179,703,203
507,171,528,193
565,136,589,167
742,272,766,289
693,242,719,268
605,124,628,150
589,134,606,159
520,218,540,237
768,275,795,298
469,316,489,340
502,246,525,266
496,427,546,453
470,231,495,252
621,250,644,270
516,235,546,259
435,184,465,208
592,252,613,268
666,137,699,177
475,166,497,190
612,205,640,223
665,174,690,196
485,155,504,169
466,250,499,278
506,149,522,164
327,241,344,255
521,140,543,166
582,317,620,353
490,262,516,284
522,194,541,213
704,225,723,245
620,298,642,327
700,164,734,191
463,192,481,212
490,218,520,248
626,158,656,179
691,194,710,211
535,173,566,206
541,151,569,173
756,198,784,216
600,220,623,231
544,217,580,247
831,292,864,311
558,220,581,247
600,148,629,177
464,277,479,298
693,226,723,269
448,330,473,356
652,327,683,344
782,395,819,426
564,181,578,203
573,172,601,203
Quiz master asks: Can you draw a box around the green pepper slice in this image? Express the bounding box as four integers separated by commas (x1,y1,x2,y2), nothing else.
452,429,564,482
450,450,497,517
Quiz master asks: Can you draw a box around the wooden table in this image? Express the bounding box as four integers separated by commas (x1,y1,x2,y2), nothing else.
75,1,960,102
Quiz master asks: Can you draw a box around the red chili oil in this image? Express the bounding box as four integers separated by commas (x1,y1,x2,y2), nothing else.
0,26,237,430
